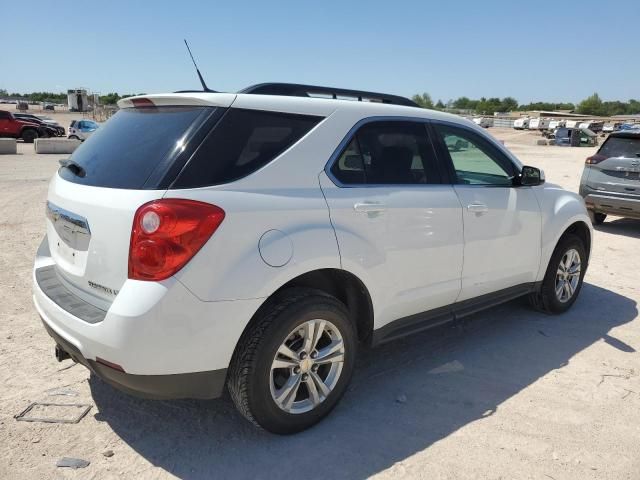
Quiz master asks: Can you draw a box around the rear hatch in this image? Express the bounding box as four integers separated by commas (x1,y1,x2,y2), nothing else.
45,99,227,309
586,133,640,195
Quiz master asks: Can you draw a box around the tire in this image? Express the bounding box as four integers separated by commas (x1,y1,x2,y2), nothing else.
21,129,38,143
68,135,79,140
529,233,587,314
588,210,606,225
228,288,357,434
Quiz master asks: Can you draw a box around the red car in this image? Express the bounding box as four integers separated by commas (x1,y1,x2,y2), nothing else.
0,109,42,143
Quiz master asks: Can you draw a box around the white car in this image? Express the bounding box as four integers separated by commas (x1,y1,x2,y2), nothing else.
68,119,99,140
33,83,593,434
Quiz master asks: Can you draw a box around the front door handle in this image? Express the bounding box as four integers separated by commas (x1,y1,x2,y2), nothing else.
467,203,489,214
354,202,386,213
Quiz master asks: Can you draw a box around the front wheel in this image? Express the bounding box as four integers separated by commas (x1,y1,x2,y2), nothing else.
228,289,356,434
529,233,587,314
21,129,38,143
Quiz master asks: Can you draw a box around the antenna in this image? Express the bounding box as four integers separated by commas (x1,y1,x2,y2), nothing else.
184,39,214,92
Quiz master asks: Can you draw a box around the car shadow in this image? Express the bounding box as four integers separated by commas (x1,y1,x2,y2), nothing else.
89,283,636,479
595,217,640,239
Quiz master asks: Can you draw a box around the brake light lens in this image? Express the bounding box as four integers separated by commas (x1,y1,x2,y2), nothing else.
129,199,225,281
586,154,606,164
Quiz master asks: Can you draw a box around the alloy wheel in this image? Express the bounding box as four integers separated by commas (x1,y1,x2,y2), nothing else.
270,319,345,414
555,248,581,303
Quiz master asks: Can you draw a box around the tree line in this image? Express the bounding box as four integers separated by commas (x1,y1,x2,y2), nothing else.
0,89,142,105
412,92,640,117
3,88,639,116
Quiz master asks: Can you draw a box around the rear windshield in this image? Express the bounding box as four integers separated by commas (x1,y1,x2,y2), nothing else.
172,108,322,188
599,136,640,158
59,106,213,189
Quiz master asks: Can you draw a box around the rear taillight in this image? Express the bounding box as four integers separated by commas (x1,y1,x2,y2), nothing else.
586,154,606,165
129,199,225,281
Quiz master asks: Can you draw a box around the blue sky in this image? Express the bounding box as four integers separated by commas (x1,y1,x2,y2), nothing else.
2,0,638,103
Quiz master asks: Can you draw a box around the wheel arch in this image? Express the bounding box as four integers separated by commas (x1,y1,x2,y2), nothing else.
241,268,375,347
562,220,591,261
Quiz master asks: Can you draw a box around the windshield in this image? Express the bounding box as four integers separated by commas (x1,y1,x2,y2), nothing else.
59,106,214,189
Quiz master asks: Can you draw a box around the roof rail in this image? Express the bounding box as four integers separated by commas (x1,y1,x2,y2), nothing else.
239,83,419,108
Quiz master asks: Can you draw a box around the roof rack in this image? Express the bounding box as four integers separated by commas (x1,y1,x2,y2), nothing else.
239,83,419,108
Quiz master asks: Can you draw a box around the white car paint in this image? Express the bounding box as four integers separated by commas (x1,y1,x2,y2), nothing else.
33,90,592,383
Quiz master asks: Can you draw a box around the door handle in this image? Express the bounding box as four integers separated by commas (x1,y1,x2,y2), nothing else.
467,203,489,214
354,202,386,213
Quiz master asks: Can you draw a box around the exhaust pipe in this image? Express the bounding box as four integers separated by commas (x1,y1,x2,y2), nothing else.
55,344,71,362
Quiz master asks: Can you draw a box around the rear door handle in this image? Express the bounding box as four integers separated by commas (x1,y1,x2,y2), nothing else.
354,202,386,213
467,203,489,214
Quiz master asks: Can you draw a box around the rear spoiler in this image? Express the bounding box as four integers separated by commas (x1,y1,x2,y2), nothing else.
118,93,236,109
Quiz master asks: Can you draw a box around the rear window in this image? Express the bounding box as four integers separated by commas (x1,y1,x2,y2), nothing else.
599,136,640,158
172,108,322,188
59,106,213,189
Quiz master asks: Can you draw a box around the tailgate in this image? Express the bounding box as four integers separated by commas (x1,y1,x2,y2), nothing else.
46,175,164,309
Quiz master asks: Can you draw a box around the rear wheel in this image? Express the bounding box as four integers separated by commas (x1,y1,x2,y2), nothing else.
588,211,606,225
529,233,587,314
21,129,38,143
228,289,356,434
68,135,80,140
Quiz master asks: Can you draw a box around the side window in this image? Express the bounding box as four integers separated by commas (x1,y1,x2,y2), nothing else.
434,124,514,186
174,108,322,188
0,111,10,120
331,138,366,184
330,121,440,185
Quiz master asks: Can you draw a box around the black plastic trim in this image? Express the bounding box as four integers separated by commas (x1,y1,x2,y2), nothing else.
240,82,420,108
372,282,538,345
42,321,227,400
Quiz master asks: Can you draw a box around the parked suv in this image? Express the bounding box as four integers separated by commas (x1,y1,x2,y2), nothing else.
33,84,593,434
580,129,640,223
0,109,42,142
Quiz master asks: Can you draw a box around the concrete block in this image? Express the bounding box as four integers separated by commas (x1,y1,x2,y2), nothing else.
536,139,548,146
35,138,81,154
0,138,17,154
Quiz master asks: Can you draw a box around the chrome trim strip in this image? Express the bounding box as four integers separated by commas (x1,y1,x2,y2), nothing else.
46,201,91,236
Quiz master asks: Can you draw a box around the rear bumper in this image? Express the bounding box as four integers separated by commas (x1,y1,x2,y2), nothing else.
42,320,227,399
583,192,640,219
33,236,263,399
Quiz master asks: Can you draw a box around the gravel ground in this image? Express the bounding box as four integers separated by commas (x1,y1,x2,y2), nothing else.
1,129,639,479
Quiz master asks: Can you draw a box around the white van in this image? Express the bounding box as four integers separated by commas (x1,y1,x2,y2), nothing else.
472,117,494,128
529,118,551,130
513,118,529,130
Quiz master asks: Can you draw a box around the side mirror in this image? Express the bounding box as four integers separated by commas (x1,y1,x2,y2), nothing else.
517,166,545,186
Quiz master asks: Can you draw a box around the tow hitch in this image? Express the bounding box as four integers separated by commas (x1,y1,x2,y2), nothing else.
55,344,71,362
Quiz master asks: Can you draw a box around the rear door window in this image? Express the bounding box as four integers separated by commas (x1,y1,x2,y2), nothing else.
598,136,640,158
173,108,322,188
59,106,214,189
330,121,441,185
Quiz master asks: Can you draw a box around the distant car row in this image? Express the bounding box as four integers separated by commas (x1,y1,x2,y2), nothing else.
514,118,638,133
0,109,99,143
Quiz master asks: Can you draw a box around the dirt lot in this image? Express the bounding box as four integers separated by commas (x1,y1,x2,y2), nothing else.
1,128,639,479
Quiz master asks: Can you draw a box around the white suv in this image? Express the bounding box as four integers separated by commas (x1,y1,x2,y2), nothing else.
33,83,592,434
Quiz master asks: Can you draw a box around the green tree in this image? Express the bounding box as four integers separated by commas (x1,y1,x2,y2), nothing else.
499,97,518,112
412,92,434,109
577,93,604,116
435,99,445,109
99,92,122,105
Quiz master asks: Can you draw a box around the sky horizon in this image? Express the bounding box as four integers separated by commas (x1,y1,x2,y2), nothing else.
2,0,638,104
